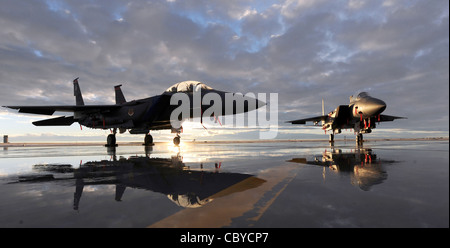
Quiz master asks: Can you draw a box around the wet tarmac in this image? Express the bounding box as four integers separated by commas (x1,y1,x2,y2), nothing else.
0,140,448,228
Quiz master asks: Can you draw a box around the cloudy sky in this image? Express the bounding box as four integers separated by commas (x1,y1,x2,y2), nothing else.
0,0,448,142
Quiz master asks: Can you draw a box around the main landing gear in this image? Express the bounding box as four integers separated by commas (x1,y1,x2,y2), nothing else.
105,129,180,147
106,134,117,147
105,128,118,147
144,133,179,146
144,133,153,146
144,132,180,146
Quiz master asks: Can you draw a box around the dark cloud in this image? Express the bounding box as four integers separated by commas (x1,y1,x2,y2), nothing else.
0,0,448,137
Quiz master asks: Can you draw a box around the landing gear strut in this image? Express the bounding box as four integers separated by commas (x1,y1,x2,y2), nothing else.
329,133,334,143
356,133,363,145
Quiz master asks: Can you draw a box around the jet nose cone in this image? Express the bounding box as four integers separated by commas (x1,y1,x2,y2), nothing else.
379,103,386,113
371,98,386,115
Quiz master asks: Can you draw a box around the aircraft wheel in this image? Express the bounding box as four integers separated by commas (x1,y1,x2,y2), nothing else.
106,134,116,147
173,136,180,146
144,134,153,146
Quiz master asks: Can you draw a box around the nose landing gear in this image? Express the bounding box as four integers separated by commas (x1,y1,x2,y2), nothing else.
173,134,181,146
171,126,182,146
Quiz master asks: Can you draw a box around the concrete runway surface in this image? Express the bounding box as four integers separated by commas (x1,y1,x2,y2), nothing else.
0,139,448,227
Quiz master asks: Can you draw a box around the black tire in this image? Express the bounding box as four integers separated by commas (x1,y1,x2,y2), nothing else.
144,134,153,146
107,134,116,146
173,136,180,146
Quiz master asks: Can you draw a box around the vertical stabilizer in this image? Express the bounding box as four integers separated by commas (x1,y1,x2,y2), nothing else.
73,77,84,106
321,98,325,125
114,84,126,104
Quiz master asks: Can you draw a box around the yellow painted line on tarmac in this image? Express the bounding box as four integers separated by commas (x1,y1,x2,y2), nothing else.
148,162,301,228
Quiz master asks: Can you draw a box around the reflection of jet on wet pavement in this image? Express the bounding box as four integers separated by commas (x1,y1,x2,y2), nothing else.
288,148,398,191
8,149,265,210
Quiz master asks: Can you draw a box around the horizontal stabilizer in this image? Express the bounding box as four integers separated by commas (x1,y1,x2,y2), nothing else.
16,107,56,115
33,116,75,126
4,105,121,115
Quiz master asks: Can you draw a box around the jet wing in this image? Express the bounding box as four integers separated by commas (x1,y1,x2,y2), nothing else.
378,114,407,122
286,115,328,124
33,116,75,126
3,105,121,115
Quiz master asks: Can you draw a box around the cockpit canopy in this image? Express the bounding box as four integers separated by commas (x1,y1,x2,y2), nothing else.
165,81,214,93
356,92,370,99
350,91,371,103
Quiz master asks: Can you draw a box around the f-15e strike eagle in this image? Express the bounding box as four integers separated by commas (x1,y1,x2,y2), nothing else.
3,78,265,146
287,92,406,144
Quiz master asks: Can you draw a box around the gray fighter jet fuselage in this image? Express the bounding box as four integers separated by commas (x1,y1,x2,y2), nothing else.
3,78,265,146
287,92,406,143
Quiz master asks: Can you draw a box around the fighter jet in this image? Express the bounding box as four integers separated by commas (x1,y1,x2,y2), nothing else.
287,92,406,143
3,78,265,146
